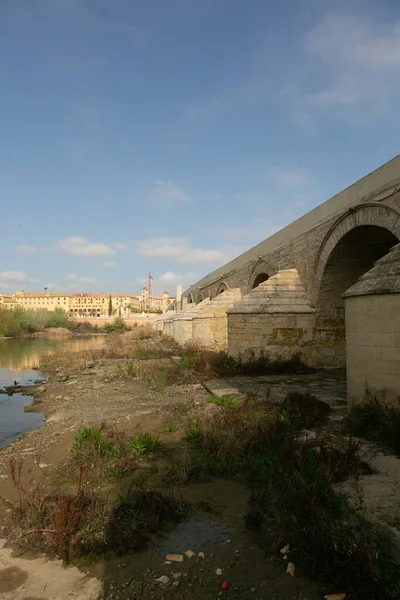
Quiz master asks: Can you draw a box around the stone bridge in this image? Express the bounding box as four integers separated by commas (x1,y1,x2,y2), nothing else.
156,156,400,400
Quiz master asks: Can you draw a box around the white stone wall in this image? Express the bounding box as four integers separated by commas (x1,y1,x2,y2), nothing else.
173,315,194,346
345,294,400,404
228,313,315,363
192,289,241,351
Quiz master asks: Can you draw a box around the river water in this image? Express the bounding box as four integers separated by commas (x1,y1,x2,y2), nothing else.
0,335,106,449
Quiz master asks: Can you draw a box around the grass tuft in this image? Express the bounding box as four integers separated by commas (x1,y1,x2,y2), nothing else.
347,387,400,455
131,433,162,455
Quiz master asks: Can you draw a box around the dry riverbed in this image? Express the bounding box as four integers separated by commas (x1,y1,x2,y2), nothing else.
0,335,399,600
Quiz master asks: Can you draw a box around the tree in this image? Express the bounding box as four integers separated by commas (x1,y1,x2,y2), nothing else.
108,294,113,317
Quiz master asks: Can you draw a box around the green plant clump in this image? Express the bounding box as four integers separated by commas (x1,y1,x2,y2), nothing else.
185,424,204,448
131,433,162,455
206,395,240,408
347,387,400,455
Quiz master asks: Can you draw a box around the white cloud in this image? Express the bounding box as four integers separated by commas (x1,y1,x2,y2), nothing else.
146,181,192,206
0,271,35,283
268,167,316,187
44,283,66,292
15,245,38,255
103,261,117,269
67,273,96,284
137,237,228,265
158,271,200,291
56,236,116,258
306,14,400,71
112,242,127,251
304,14,400,112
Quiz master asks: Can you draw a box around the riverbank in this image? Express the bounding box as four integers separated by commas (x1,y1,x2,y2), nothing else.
1,334,400,600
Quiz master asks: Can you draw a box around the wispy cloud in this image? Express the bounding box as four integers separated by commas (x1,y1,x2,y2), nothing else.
44,283,67,292
103,261,117,269
0,271,35,283
303,13,400,114
267,167,316,187
137,237,227,265
56,236,116,258
146,181,192,206
67,273,96,284
15,245,39,255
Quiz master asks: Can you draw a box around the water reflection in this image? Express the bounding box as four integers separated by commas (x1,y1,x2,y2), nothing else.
0,335,107,371
0,335,107,449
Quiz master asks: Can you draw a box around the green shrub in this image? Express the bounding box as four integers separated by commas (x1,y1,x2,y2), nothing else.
103,317,129,333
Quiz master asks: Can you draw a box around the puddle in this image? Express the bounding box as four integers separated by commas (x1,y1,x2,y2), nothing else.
158,515,232,555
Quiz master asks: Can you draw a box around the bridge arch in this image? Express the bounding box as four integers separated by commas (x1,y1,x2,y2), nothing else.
216,281,229,295
196,294,204,304
187,293,194,304
247,259,275,291
312,203,400,366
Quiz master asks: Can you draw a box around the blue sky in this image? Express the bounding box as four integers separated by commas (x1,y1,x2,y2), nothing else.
1,0,400,295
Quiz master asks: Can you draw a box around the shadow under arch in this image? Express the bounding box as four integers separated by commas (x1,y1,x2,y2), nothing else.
312,205,400,367
247,259,275,291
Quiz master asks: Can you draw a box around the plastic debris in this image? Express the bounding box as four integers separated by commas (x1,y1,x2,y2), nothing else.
184,550,195,558
198,552,206,559
324,595,346,600
222,582,229,590
155,575,170,585
280,543,290,554
216,568,223,576
166,554,184,563
286,562,295,576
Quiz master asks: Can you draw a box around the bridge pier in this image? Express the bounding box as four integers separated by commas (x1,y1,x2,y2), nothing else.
228,270,316,364
192,288,242,351
344,243,400,405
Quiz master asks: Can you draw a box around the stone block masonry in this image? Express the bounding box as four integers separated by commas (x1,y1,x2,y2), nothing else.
228,270,316,364
155,156,400,403
344,243,400,405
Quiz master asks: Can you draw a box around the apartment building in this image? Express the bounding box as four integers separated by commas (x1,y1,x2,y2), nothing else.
0,288,174,317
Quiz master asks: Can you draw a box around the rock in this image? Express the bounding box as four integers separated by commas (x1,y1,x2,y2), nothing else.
56,374,69,382
86,361,95,369
216,568,223,576
226,539,232,544
155,575,170,585
165,561,172,565
172,581,180,588
286,562,295,576
184,550,195,558
198,552,205,559
172,573,182,579
166,554,184,563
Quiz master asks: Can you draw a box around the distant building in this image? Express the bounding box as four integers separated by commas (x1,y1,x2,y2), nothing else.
0,289,174,318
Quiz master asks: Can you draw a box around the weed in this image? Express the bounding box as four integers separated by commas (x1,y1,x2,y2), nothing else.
347,387,400,455
164,423,179,433
207,395,240,408
72,425,121,460
108,465,130,479
185,423,204,449
154,370,168,392
131,433,161,455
